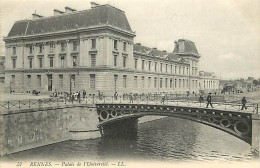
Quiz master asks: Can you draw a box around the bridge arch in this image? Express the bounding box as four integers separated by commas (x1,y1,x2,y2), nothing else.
96,104,252,144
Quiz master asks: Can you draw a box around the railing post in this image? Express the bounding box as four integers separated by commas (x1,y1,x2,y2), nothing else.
257,104,259,114
8,101,9,110
19,100,21,109
92,95,95,104
104,97,105,103
65,97,66,104
120,96,122,103
225,101,226,110
29,99,31,108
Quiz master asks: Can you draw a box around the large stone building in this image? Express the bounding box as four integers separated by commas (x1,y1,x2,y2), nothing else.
3,2,219,96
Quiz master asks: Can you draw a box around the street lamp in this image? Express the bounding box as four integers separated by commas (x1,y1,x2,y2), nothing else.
69,73,72,95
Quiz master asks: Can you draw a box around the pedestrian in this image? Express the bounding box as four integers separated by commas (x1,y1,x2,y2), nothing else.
206,93,213,108
77,91,81,103
83,90,86,99
199,95,204,103
114,92,118,100
129,93,133,103
161,93,165,104
241,97,247,110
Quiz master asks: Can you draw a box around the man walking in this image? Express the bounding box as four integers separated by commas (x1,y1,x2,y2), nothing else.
241,97,247,110
206,93,213,108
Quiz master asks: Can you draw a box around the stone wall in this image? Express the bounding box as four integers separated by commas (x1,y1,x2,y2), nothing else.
0,104,99,155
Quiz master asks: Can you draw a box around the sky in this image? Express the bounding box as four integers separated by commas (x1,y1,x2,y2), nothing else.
1,0,260,80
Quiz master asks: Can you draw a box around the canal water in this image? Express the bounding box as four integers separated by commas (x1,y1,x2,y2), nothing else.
2,117,253,162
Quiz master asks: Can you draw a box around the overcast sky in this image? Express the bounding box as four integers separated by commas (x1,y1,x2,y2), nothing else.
1,0,259,80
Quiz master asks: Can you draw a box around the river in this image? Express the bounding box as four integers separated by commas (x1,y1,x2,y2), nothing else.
2,117,253,162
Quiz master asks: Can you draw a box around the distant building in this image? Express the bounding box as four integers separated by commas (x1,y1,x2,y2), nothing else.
199,71,219,94
3,2,219,95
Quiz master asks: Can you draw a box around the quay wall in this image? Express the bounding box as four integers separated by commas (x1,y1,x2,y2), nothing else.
0,104,99,155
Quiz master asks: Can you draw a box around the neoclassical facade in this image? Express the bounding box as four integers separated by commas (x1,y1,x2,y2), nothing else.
3,2,219,95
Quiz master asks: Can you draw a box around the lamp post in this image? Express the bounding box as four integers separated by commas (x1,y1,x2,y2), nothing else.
69,73,72,95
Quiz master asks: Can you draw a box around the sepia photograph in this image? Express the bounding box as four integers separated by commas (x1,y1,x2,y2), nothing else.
0,0,259,167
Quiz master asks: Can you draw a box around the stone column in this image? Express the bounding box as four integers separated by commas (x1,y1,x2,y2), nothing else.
252,114,260,155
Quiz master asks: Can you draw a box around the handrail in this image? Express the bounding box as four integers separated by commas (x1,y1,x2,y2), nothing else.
0,96,258,114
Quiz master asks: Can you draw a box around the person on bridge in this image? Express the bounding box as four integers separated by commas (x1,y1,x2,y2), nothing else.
129,93,134,103
241,97,247,110
206,93,213,108
161,93,165,104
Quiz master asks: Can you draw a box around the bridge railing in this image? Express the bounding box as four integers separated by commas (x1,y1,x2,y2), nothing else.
0,95,259,114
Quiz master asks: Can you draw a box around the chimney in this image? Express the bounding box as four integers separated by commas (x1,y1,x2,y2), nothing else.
65,6,77,13
136,43,141,45
32,13,44,20
54,9,64,15
91,2,100,8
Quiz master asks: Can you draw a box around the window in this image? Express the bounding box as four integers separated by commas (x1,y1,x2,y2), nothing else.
165,78,168,88
192,80,194,88
114,55,117,66
187,79,189,88
114,40,118,50
160,78,162,88
183,79,185,88
50,57,54,67
142,60,145,70
50,43,54,53
155,62,157,71
123,42,127,51
141,76,145,88
73,56,77,67
71,75,75,88
175,79,177,88
123,56,127,67
170,79,173,88
134,76,137,88
175,66,177,74
179,66,181,74
91,39,96,49
12,47,16,55
29,58,33,69
166,64,168,73
29,46,33,54
11,75,15,85
59,75,63,87
171,65,173,74
123,75,127,88
90,74,95,88
61,56,65,67
187,67,189,75
12,59,16,69
135,59,138,69
39,45,43,53
148,61,151,71
72,41,78,51
183,67,185,74
61,42,66,52
160,63,163,72
195,80,198,88
154,77,157,88
27,75,31,87
39,58,43,68
179,79,181,88
37,75,41,87
91,54,96,67
192,67,194,75
148,77,151,88
114,74,118,90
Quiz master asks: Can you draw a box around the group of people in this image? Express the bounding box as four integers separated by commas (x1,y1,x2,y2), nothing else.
200,92,247,110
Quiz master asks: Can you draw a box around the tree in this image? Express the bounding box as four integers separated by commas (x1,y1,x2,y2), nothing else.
253,79,259,85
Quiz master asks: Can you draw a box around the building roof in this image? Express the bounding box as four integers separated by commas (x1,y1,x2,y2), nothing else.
133,43,189,64
7,4,133,38
173,39,200,56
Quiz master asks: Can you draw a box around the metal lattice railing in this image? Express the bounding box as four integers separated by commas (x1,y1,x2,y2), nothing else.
0,95,259,114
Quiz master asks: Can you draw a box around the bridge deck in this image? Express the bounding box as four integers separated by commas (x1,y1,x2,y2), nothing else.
0,96,258,114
